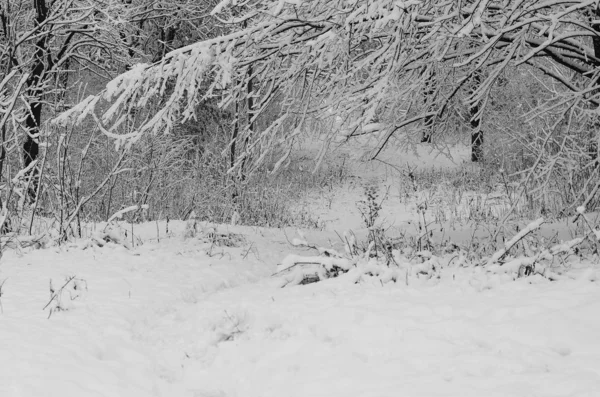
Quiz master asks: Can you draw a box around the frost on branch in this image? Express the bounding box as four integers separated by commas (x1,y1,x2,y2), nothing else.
54,0,600,180
485,218,588,281
54,38,237,147
487,218,545,266
50,0,453,172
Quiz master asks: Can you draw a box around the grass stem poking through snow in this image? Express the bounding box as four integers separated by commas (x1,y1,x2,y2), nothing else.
43,276,87,319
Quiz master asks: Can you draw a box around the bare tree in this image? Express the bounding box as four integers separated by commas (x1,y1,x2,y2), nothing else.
0,0,132,202
55,1,600,212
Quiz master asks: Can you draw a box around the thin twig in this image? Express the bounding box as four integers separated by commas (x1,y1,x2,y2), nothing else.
43,276,76,311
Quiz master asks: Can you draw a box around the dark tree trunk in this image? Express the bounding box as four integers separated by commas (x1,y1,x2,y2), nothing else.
230,98,240,171
0,125,6,178
229,96,241,203
591,5,600,67
589,5,600,164
230,64,254,204
0,125,8,233
470,72,484,162
152,25,178,63
421,68,435,143
237,65,254,181
471,120,484,162
23,0,51,200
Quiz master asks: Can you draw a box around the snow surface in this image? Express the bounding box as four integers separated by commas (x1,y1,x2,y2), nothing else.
2,145,600,396
1,222,600,397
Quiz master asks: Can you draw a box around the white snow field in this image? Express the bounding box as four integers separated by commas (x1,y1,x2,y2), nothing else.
1,146,600,397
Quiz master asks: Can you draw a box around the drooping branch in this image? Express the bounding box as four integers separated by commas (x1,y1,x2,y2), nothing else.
54,0,600,172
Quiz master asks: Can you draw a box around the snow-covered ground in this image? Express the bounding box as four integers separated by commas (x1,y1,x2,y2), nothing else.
301,142,474,233
1,146,600,397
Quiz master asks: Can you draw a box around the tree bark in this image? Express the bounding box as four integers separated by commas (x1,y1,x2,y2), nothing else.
470,72,483,162
589,5,600,164
23,0,51,200
421,68,435,143
231,98,240,171
152,24,178,63
240,64,254,180
471,119,483,162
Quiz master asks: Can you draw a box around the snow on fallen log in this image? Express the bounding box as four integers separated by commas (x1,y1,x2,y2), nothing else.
487,257,535,275
288,229,345,258
487,236,587,278
277,254,352,274
277,264,328,288
79,229,130,250
276,253,406,287
487,217,544,266
549,237,585,255
322,258,401,285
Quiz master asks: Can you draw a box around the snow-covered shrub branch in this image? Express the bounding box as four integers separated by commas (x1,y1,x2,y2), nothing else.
277,210,600,287
53,1,600,173
49,0,463,172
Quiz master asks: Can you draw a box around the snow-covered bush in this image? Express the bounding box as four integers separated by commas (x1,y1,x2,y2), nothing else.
276,229,437,287
277,213,599,288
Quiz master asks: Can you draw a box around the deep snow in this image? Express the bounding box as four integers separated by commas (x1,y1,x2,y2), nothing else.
1,145,600,397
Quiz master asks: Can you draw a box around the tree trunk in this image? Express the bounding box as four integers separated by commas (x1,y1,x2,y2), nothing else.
152,24,178,63
471,120,483,162
470,72,484,162
23,0,51,200
589,5,600,164
231,98,240,171
240,64,254,180
233,65,255,182
0,124,9,233
230,65,254,203
230,84,241,202
421,68,435,143
0,124,6,180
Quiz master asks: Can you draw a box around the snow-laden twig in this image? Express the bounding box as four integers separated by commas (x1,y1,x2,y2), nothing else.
104,205,148,230
549,237,585,255
487,235,586,278
487,218,545,266
43,276,87,318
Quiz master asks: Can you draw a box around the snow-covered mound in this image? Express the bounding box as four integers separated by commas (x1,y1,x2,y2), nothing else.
0,220,599,397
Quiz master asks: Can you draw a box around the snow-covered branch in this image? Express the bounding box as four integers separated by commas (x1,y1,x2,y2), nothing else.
53,0,600,175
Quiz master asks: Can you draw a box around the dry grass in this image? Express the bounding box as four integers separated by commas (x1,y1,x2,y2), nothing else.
392,160,590,225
